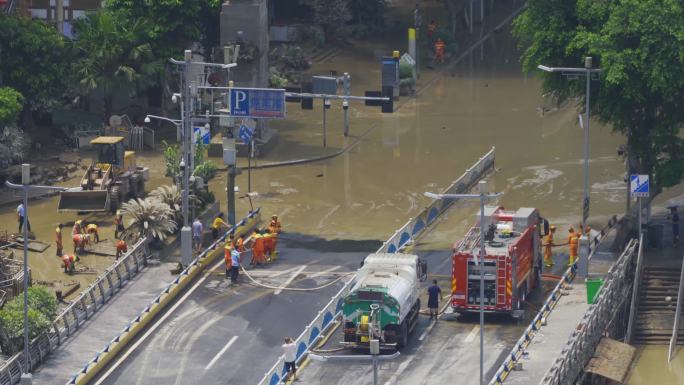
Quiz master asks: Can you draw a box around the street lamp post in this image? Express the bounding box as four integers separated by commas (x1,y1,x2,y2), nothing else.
5,165,68,385
538,58,601,232
424,180,501,385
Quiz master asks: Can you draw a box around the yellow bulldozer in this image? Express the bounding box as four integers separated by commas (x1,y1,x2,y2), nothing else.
58,136,149,212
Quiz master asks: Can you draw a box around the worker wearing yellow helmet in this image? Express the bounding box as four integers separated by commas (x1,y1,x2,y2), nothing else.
543,225,556,267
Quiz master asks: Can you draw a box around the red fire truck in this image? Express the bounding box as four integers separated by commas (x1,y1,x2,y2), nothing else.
451,206,542,317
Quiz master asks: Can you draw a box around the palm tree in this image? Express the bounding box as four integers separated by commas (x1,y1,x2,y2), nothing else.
121,198,177,242
149,184,199,225
72,10,159,122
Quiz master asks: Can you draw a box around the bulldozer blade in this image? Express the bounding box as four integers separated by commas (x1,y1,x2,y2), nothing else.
58,190,110,212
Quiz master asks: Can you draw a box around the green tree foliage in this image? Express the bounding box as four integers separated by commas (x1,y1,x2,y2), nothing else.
300,0,352,39
0,286,58,354
73,10,158,121
105,0,222,59
0,87,24,126
162,140,181,182
513,0,684,190
0,15,72,117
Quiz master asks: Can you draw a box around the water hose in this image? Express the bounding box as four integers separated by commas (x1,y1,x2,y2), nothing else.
238,264,352,292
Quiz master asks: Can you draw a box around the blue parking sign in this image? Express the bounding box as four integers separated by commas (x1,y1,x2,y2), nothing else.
230,87,285,119
238,124,253,145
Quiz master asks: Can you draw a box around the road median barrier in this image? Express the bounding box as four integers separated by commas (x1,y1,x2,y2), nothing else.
65,209,261,385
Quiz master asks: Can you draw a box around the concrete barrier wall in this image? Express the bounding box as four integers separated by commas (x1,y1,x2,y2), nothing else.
257,147,496,385
64,209,261,385
0,238,152,385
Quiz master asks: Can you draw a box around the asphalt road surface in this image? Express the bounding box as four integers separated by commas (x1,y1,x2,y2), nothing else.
91,234,376,385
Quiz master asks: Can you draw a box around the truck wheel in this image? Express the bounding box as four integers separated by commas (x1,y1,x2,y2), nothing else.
398,320,409,349
110,186,121,213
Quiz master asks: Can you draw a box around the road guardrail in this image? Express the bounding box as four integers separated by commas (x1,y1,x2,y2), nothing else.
0,237,151,385
257,147,496,385
488,214,622,385
65,209,261,385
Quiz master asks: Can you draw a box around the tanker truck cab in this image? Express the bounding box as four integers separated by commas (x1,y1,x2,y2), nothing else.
342,253,426,350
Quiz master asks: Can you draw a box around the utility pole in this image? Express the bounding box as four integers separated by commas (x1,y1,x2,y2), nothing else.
424,180,502,385
342,73,350,137
538,58,601,232
5,166,68,385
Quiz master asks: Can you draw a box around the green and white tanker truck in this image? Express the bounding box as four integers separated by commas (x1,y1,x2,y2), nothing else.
342,253,427,350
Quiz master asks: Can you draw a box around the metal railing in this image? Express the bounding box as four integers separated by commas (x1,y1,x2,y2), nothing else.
625,233,645,344
65,209,261,385
668,253,684,361
489,214,622,385
257,147,496,385
540,238,639,385
0,237,151,385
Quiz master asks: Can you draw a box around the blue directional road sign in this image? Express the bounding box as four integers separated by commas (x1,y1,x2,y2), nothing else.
229,87,285,119
630,174,649,198
238,124,253,145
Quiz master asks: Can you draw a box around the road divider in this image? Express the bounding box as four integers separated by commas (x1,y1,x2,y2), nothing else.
65,209,261,385
257,148,496,385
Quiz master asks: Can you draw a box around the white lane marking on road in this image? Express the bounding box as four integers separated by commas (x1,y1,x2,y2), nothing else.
383,357,413,385
307,265,341,278
274,265,307,295
317,204,340,229
93,258,224,385
418,320,437,341
204,336,238,370
464,325,480,343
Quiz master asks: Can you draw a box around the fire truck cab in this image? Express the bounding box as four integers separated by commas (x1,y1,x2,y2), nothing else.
451,206,542,318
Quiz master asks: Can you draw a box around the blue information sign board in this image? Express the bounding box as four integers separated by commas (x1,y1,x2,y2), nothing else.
229,87,286,119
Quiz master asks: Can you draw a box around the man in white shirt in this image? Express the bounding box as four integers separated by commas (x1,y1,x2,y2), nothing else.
282,337,297,381
17,203,30,233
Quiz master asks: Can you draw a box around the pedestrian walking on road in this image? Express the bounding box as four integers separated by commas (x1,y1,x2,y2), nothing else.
192,217,203,252
672,207,680,246
282,337,298,381
427,279,441,321
55,223,64,257
17,203,30,233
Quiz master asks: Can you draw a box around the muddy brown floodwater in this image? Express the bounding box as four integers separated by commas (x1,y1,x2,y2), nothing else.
0,23,624,298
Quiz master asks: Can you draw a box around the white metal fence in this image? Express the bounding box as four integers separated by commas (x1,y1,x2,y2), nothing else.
668,255,684,361
0,238,151,385
257,147,496,385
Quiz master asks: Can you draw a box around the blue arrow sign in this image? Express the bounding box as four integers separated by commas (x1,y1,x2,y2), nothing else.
630,174,649,197
238,124,253,145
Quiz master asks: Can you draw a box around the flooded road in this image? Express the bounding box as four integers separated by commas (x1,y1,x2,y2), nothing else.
0,22,625,291
627,346,684,384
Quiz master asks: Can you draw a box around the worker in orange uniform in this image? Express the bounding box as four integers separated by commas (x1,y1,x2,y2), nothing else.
86,223,99,243
543,225,557,267
251,230,266,267
55,223,64,257
73,233,88,254
72,219,83,237
235,234,245,253
62,254,78,274
427,20,437,39
269,215,282,234
263,229,275,263
434,38,446,64
212,213,229,240
225,243,233,278
116,238,128,259
567,227,580,266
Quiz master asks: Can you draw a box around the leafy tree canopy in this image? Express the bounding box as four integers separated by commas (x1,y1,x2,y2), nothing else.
0,286,58,354
514,0,684,190
105,0,222,59
72,10,159,120
0,15,72,112
0,87,24,126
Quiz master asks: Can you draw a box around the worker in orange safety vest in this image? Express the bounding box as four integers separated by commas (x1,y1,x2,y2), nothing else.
542,225,557,267
251,230,266,266
86,223,99,243
116,239,128,259
62,254,78,274
427,20,437,39
72,220,83,236
55,223,64,257
434,38,446,64
73,233,88,253
567,228,580,266
225,243,233,278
